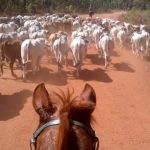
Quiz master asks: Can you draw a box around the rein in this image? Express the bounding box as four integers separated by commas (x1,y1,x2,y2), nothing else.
30,118,99,150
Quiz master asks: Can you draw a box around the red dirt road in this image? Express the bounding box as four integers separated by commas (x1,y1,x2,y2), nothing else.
0,11,150,150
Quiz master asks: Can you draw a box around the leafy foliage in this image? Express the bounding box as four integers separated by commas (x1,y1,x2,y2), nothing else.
0,0,149,14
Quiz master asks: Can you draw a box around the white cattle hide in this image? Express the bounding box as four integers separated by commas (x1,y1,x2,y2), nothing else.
99,33,114,68
70,36,88,76
53,34,68,72
21,38,47,79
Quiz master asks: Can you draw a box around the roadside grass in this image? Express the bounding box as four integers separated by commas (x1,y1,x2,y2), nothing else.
119,10,150,28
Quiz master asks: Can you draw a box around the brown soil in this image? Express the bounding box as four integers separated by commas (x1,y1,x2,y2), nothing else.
0,11,150,150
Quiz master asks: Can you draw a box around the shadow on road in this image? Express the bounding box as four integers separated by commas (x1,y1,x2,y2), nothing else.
113,62,135,72
144,55,150,62
80,68,113,82
0,90,32,121
86,54,104,65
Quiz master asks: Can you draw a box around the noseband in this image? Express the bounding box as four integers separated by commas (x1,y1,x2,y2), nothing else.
30,118,99,150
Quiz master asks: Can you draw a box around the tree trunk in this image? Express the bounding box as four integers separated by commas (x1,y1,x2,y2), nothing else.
23,0,26,12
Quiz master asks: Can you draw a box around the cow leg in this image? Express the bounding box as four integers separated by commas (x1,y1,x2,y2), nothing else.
104,56,108,69
65,53,68,67
76,66,80,77
131,43,134,54
22,63,27,80
17,58,22,68
146,39,149,53
0,62,4,76
57,54,63,73
95,38,99,50
103,51,108,69
72,54,76,66
98,48,103,58
10,59,17,78
76,63,81,77
72,51,78,66
120,39,123,48
83,47,87,61
36,56,41,72
140,50,144,60
32,58,37,75
132,43,135,54
76,69,79,77
141,53,144,60
57,62,62,73
57,52,63,72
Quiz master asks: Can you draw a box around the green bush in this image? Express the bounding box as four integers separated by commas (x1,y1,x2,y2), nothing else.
26,2,37,13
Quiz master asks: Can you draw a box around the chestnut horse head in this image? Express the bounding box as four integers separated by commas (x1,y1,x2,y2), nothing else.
30,83,99,150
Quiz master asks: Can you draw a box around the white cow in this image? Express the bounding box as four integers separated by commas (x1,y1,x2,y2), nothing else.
48,33,58,52
141,29,150,53
28,25,41,35
53,33,68,72
30,30,48,39
117,28,127,47
17,31,29,42
21,38,47,79
17,26,27,32
124,22,132,34
70,36,88,76
131,31,149,56
110,25,122,42
72,20,80,30
99,33,114,68
131,31,143,55
93,27,103,50
0,22,18,33
0,33,11,44
71,30,79,39
24,20,41,29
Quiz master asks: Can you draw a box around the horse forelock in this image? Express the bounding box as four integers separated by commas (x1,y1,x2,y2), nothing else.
50,88,73,150
51,88,74,113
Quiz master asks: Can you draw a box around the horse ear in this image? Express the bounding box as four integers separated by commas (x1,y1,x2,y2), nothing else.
80,83,96,103
70,84,96,121
33,83,55,122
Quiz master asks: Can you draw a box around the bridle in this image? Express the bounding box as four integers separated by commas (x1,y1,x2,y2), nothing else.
30,117,99,150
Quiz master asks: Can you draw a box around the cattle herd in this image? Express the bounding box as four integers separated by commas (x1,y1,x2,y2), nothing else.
0,13,149,80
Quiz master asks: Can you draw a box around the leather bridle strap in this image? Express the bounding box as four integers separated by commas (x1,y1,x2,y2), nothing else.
70,120,96,137
30,118,99,150
30,118,61,146
70,119,99,150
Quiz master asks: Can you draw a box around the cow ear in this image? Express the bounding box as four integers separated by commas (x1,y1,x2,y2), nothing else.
80,83,96,104
33,83,56,122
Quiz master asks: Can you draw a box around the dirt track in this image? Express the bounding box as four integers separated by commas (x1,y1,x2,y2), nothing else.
0,11,150,150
